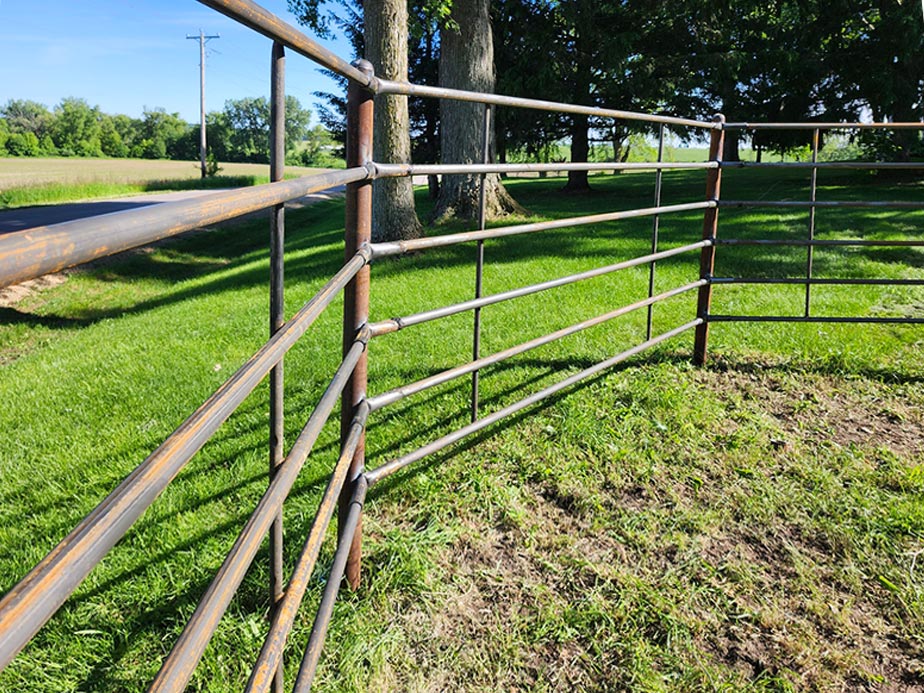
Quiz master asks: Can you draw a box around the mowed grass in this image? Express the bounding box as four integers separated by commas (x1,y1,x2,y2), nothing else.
0,157,336,208
0,167,922,691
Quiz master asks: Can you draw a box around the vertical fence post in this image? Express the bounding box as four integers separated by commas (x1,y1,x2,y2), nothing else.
805,127,820,317
268,40,286,693
646,123,665,341
693,114,725,365
471,104,492,423
340,60,374,590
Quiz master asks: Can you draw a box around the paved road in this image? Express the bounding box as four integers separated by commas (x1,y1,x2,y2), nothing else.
0,175,431,234
0,187,346,235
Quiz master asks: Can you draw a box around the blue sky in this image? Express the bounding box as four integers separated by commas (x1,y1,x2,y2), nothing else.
0,0,353,123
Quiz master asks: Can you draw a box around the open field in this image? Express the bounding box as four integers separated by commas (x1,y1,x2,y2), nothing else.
0,157,336,209
0,169,922,691
0,157,328,189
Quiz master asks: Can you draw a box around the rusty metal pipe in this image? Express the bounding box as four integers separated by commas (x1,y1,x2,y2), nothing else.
724,121,924,130
292,476,368,693
0,250,368,672
195,0,375,88
0,168,369,290
365,320,702,486
376,79,718,130
372,161,718,177
709,315,924,324
717,238,924,247
246,404,369,693
721,200,924,209
720,161,924,170
339,60,374,591
693,115,725,365
369,241,711,337
267,44,287,693
710,277,924,286
148,338,368,693
371,201,715,258
367,281,706,412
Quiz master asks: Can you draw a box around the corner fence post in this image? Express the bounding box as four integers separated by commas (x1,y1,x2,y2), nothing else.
340,59,374,590
268,40,286,693
693,114,725,365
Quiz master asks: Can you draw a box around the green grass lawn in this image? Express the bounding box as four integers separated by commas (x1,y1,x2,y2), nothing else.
0,167,922,691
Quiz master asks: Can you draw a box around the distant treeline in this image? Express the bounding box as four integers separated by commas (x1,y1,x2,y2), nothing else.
0,96,339,168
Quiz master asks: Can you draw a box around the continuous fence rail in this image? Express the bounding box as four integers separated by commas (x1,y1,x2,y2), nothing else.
0,0,922,690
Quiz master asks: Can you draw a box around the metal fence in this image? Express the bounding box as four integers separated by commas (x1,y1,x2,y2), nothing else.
0,0,921,690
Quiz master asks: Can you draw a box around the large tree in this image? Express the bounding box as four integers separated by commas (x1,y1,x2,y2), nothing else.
365,0,423,240
432,0,522,221
289,0,423,240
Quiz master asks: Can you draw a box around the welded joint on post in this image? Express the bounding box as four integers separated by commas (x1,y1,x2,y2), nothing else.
361,161,379,179
368,316,403,337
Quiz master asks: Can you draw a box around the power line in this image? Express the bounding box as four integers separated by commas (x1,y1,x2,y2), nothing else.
187,29,220,178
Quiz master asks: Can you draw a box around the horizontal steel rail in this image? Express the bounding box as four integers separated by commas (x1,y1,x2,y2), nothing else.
720,199,924,210
373,161,718,177
0,167,369,290
724,121,924,131
369,241,711,336
710,277,924,286
149,337,368,693
246,404,368,693
377,79,719,130
717,238,924,247
293,476,368,692
365,319,703,486
371,201,715,258
709,315,924,324
0,249,369,671
197,0,375,88
720,161,924,170
367,280,706,411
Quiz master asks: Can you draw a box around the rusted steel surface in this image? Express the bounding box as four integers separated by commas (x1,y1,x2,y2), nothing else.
293,476,368,693
721,161,924,170
148,337,368,693
372,161,717,176
724,121,924,130
247,404,368,693
367,281,706,412
0,168,369,290
195,0,375,88
471,104,491,423
377,79,719,130
804,128,820,317
718,238,924,247
711,277,924,286
693,115,725,366
0,250,368,672
371,201,715,258
721,199,924,209
710,315,924,324
267,45,287,693
339,60,374,591
365,320,703,486
369,241,711,337
647,124,666,341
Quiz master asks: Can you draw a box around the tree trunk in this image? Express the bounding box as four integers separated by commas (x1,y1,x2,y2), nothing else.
432,0,523,222
364,0,422,241
722,130,740,162
562,113,591,192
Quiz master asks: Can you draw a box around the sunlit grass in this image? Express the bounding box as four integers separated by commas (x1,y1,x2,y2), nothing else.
0,167,921,690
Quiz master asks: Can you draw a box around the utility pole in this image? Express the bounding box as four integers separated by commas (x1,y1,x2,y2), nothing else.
187,29,220,178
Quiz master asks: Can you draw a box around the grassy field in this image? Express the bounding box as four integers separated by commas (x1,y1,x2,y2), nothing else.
0,168,922,691
0,157,335,208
